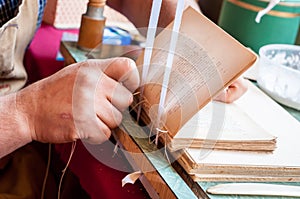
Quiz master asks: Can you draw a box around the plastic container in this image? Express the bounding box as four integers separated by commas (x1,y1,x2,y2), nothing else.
257,44,300,110
218,0,300,53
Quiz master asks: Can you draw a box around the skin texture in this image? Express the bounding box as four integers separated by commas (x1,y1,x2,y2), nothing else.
0,58,139,157
0,0,248,158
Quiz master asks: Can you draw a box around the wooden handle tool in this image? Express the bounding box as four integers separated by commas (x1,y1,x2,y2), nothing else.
77,0,107,50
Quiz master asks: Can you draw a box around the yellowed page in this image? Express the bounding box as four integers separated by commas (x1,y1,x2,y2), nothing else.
175,100,276,141
135,7,257,137
168,95,277,151
185,83,300,171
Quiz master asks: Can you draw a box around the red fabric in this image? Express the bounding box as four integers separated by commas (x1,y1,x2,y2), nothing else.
24,23,149,199
24,23,77,84
55,141,149,199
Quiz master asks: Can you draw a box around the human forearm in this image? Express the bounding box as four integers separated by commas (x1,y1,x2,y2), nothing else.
1,58,139,158
0,93,32,158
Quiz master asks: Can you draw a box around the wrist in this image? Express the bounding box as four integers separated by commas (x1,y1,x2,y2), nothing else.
0,92,32,157
15,87,37,142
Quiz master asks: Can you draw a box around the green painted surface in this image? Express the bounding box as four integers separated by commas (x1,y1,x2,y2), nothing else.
121,113,197,199
218,0,300,53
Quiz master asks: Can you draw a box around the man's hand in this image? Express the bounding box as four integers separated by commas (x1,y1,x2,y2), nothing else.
17,57,139,144
213,77,248,103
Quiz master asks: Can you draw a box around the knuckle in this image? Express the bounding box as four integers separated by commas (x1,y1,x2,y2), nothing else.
113,57,132,67
78,60,90,70
65,126,79,142
128,93,134,105
123,57,135,70
69,131,79,141
112,111,123,127
101,125,112,139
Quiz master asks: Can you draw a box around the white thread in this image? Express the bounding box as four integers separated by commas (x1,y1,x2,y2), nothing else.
137,0,163,122
155,127,168,145
129,99,146,114
57,141,77,199
41,143,52,199
164,134,171,165
155,128,171,164
112,142,119,158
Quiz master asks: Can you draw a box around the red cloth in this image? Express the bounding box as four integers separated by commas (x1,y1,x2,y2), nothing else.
24,23,78,84
24,23,149,199
55,141,149,199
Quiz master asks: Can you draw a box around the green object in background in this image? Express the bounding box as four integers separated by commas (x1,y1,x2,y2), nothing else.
218,0,300,53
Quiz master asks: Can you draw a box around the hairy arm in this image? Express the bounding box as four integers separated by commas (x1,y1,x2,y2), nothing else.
0,93,31,158
0,58,139,158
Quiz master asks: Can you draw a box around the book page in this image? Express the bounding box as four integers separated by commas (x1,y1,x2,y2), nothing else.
167,86,277,151
135,7,257,137
185,83,300,169
174,99,276,142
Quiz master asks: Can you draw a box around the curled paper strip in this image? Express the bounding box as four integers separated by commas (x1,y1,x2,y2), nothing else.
121,171,142,187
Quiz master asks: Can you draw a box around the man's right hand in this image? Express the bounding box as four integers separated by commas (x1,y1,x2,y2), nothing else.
17,57,140,145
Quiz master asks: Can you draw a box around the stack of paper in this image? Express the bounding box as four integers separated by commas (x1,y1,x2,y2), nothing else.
166,95,277,152
177,83,300,182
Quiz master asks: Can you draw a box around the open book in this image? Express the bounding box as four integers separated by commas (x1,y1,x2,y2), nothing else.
177,83,300,182
167,96,276,152
134,7,260,151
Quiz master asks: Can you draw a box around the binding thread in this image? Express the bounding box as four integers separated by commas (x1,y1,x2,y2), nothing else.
40,143,52,199
57,141,77,199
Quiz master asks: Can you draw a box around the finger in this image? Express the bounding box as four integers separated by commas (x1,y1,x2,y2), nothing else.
224,87,242,103
86,119,112,144
85,58,140,92
75,116,111,144
232,77,249,93
96,75,134,111
215,78,248,103
95,99,123,129
228,78,248,96
214,87,241,103
103,58,140,92
109,83,133,111
225,79,248,102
